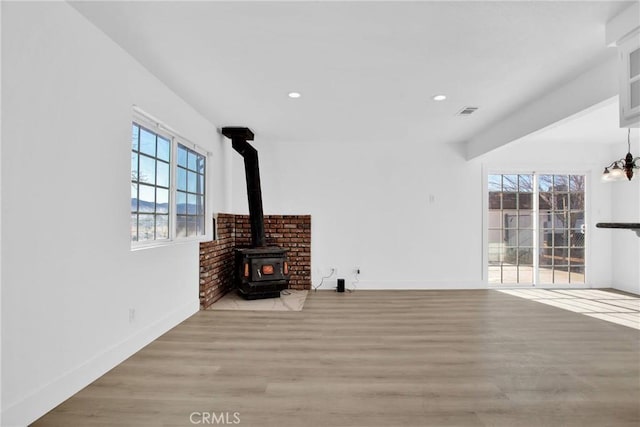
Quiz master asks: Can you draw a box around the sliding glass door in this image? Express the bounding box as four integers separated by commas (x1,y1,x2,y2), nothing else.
488,173,586,285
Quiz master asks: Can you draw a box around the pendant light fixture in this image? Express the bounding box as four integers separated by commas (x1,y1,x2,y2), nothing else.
602,129,639,182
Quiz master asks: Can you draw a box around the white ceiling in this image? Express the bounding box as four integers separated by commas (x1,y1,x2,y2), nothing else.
71,1,633,147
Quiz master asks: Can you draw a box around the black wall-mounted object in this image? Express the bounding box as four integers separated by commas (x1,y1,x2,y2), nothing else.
337,278,345,293
221,127,290,300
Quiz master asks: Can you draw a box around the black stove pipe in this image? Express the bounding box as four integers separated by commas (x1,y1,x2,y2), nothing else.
221,127,266,248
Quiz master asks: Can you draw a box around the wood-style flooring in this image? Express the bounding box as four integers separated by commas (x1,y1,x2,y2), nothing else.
33,290,640,426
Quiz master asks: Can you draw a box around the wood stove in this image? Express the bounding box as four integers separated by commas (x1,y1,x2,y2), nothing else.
221,127,290,300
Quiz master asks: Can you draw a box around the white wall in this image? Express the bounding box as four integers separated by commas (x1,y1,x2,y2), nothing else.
1,3,225,425
232,134,615,290
0,0,3,418
609,140,640,295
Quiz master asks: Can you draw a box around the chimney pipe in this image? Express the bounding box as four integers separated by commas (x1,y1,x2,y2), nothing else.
221,127,266,248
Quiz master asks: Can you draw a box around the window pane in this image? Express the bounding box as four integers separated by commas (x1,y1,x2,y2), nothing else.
554,175,569,191
518,193,532,209
177,191,187,214
198,155,206,174
539,212,552,229
569,175,584,192
553,266,570,284
131,184,138,212
197,215,205,236
539,192,552,209
156,188,169,214
502,175,518,191
198,174,205,195
139,155,156,185
518,211,533,229
539,175,554,192
139,184,155,212
176,215,187,238
539,267,553,284
569,193,584,210
518,266,533,283
157,161,170,188
570,230,585,248
503,211,517,228
488,266,502,283
188,151,197,171
139,128,156,156
131,152,139,181
156,215,169,240
502,266,517,283
569,211,584,229
540,247,553,266
488,229,503,244
197,195,205,215
132,124,139,151
157,136,170,162
518,230,533,247
187,193,197,215
138,214,155,241
518,248,533,265
518,175,533,192
570,248,585,263
489,192,501,209
488,175,502,192
503,193,517,209
131,214,138,241
177,167,187,191
504,247,518,264
570,266,585,284
551,212,569,229
553,230,569,247
488,211,502,228
187,216,197,236
177,146,187,167
553,193,568,210
488,245,504,264
187,171,197,193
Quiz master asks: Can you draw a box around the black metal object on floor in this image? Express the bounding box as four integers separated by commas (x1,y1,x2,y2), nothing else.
221,127,290,300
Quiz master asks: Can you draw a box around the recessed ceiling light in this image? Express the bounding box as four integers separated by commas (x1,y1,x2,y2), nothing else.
288,92,301,99
432,94,447,101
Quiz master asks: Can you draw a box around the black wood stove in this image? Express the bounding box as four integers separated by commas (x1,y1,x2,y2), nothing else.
221,127,290,300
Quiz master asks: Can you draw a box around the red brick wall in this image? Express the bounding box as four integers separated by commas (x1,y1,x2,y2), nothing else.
199,213,311,309
199,213,236,309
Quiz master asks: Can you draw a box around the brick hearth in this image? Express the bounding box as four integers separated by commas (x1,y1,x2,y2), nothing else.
199,213,311,309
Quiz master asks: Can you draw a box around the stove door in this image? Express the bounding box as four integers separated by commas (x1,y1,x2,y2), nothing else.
251,257,286,282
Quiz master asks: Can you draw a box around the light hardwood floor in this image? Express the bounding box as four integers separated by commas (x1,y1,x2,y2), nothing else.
33,290,640,427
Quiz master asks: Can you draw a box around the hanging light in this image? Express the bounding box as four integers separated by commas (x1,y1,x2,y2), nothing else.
602,129,639,182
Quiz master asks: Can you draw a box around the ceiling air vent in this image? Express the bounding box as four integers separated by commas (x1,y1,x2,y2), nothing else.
456,106,479,116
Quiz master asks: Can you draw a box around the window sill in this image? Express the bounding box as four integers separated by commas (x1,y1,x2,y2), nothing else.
130,235,210,251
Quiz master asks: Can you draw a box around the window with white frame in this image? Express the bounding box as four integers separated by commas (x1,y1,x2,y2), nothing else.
487,173,586,285
176,144,206,238
130,115,207,246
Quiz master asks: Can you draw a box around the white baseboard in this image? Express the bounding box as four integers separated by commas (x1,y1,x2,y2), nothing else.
1,300,199,427
612,282,640,295
327,280,617,291
343,280,487,290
